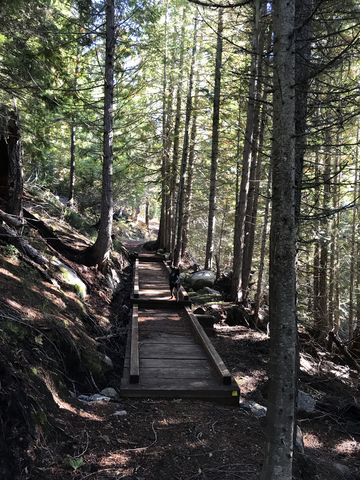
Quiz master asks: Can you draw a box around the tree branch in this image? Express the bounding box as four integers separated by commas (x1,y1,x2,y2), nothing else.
188,0,251,8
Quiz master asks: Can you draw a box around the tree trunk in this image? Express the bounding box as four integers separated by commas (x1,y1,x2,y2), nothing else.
68,122,76,206
170,8,186,254
145,198,150,230
204,8,223,270
318,141,331,337
241,29,269,299
261,0,297,478
294,0,313,226
0,105,23,216
68,49,80,207
254,168,271,324
231,0,262,301
356,123,360,333
173,17,198,267
83,0,115,268
329,137,340,330
349,124,359,339
313,155,321,326
181,76,199,258
158,0,170,251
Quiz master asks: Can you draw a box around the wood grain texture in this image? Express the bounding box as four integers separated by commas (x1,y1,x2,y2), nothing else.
130,305,139,383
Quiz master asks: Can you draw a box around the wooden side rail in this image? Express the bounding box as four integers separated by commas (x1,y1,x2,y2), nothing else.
185,307,232,385
163,262,189,301
133,258,139,298
130,305,139,383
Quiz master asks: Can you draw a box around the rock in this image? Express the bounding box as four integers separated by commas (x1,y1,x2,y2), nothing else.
202,287,221,295
51,258,87,298
106,268,120,291
112,410,127,416
102,354,114,369
296,454,357,480
189,270,217,290
78,394,111,403
100,387,119,399
295,425,304,453
193,307,206,315
333,462,353,478
298,390,316,414
240,399,267,418
143,240,157,251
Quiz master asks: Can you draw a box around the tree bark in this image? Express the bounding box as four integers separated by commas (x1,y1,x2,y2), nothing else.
0,105,23,216
261,0,297,478
68,122,76,206
170,9,186,254
68,49,80,206
329,137,340,331
349,124,359,339
241,29,269,298
318,139,331,337
158,1,176,252
204,8,223,270
181,76,199,258
83,0,115,268
173,17,198,267
254,168,271,324
231,0,262,301
294,0,313,226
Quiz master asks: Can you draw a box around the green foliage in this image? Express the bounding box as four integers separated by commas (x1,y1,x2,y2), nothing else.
65,456,85,471
1,245,19,259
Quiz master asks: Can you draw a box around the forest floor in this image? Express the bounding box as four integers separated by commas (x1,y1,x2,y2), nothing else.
0,190,359,480
32,324,360,480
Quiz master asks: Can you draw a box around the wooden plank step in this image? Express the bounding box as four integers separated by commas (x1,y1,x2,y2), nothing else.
140,343,208,359
120,378,240,403
139,333,194,344
122,366,214,380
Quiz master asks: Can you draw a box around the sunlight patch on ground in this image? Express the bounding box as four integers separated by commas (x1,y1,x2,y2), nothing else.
99,452,131,468
303,433,323,449
237,374,262,394
334,440,360,455
6,298,41,320
35,286,67,310
0,266,21,282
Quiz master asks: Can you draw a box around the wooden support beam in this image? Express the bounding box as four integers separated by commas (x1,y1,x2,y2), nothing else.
133,258,139,298
185,307,232,385
130,305,139,383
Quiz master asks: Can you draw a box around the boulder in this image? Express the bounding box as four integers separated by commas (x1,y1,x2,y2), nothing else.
189,270,216,290
240,399,267,418
202,287,221,295
298,390,316,414
100,387,119,399
78,394,111,403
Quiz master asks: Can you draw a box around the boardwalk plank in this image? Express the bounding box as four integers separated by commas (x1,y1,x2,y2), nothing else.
120,255,240,403
140,343,207,359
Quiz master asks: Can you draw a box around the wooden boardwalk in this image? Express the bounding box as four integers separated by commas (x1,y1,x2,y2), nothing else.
120,254,240,403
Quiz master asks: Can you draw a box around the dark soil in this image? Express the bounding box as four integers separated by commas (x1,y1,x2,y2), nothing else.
27,322,360,480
